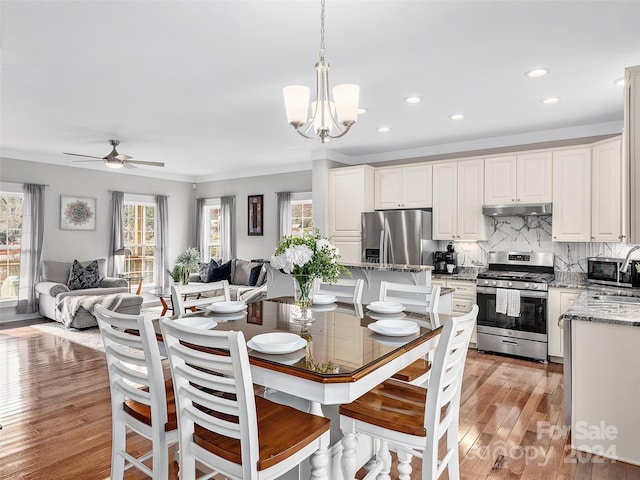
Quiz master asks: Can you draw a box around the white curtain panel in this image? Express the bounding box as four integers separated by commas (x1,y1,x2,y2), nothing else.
155,195,170,288
108,191,124,277
16,183,45,314
221,196,235,262
276,191,291,240
195,197,205,259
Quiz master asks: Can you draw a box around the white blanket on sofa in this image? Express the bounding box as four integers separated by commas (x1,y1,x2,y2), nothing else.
56,293,124,327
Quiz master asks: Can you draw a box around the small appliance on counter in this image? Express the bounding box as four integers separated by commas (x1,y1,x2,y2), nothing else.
587,257,640,288
434,244,457,274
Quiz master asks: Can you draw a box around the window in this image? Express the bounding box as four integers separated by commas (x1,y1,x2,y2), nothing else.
123,198,155,286
0,192,23,300
290,193,313,237
204,200,222,260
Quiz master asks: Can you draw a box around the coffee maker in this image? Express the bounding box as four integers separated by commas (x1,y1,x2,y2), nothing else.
433,244,457,274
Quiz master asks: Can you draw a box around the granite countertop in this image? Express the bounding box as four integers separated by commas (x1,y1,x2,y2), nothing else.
440,287,455,295
562,289,640,327
341,262,434,273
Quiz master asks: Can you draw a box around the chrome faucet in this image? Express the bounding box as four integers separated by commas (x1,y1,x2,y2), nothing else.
619,245,640,273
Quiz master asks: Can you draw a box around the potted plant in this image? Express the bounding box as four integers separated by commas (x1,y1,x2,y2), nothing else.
170,247,201,284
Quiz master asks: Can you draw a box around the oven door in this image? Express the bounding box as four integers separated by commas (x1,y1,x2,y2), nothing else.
477,287,547,337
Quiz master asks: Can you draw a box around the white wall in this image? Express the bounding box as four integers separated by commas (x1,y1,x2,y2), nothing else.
195,170,312,261
0,156,194,275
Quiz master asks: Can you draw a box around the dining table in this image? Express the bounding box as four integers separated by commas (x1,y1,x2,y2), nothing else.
156,298,447,479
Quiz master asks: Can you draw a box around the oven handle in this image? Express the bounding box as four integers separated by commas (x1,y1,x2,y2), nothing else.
476,286,548,299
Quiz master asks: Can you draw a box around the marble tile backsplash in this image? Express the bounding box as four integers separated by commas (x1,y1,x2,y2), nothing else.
439,216,640,272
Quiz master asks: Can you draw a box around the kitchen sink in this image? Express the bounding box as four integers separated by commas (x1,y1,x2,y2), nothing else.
591,295,640,305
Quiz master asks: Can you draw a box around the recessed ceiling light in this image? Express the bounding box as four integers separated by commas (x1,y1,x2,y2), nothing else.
542,97,560,104
357,108,367,114
404,96,422,104
377,127,391,133
450,114,465,120
525,68,549,78
614,77,625,86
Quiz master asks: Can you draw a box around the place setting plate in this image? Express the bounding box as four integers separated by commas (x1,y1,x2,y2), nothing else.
367,311,406,321
247,332,307,354
206,300,247,314
367,319,419,337
366,301,405,314
209,311,247,322
313,294,338,305
174,317,218,330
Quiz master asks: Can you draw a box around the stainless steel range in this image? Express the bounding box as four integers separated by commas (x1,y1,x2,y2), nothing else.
476,251,555,362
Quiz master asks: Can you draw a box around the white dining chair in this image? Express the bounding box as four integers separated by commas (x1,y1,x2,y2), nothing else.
95,305,178,480
340,305,478,480
159,317,331,480
379,281,441,313
170,280,231,317
316,278,364,304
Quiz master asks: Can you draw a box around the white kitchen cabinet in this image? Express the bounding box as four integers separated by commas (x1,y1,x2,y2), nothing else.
433,160,486,241
374,164,432,210
625,65,640,244
552,148,591,242
431,278,477,345
591,137,625,242
484,152,552,205
328,165,375,237
331,238,361,264
547,287,581,360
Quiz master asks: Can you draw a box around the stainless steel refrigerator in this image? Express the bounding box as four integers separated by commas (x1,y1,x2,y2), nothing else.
361,209,438,265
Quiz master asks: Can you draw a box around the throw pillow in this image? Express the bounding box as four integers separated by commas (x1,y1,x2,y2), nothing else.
199,259,219,282
207,260,231,283
233,259,263,286
67,259,101,290
248,264,264,286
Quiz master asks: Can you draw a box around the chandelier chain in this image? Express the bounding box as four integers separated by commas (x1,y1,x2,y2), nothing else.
319,0,326,60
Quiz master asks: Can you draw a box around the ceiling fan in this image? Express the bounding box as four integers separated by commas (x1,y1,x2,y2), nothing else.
63,140,165,169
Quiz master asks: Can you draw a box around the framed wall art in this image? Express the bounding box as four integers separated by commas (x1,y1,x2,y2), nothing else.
248,194,263,236
60,195,96,231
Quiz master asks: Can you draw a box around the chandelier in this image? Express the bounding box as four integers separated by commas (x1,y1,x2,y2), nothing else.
283,0,360,143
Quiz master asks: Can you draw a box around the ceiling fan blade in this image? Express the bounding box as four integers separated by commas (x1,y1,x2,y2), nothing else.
70,159,104,163
122,162,137,169
115,154,132,161
63,152,105,159
127,160,165,167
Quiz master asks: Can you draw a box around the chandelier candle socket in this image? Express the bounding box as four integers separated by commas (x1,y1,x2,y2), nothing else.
283,0,360,143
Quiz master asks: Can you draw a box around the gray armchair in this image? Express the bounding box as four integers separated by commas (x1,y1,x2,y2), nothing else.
35,258,143,329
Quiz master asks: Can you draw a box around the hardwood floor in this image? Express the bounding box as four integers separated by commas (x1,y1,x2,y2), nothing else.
1,324,639,480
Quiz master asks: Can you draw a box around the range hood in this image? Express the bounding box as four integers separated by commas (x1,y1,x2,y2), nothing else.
482,203,553,217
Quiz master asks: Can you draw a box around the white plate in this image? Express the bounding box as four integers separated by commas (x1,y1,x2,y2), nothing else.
174,317,218,330
367,312,407,321
247,334,307,354
313,294,338,305
209,311,247,322
375,319,419,335
368,322,419,337
366,301,405,314
312,303,338,313
206,301,247,313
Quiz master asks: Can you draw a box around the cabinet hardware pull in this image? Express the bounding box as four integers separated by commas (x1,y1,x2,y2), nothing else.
502,339,518,345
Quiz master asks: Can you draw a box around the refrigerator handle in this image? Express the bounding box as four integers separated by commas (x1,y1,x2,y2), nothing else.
379,230,385,264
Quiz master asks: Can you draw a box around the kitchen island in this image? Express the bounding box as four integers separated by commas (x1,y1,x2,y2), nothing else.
562,289,640,467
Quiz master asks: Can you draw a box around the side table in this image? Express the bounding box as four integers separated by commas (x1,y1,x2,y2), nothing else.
118,274,143,295
149,287,173,316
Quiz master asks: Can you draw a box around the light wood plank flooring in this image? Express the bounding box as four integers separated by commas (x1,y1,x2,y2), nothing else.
1,323,639,479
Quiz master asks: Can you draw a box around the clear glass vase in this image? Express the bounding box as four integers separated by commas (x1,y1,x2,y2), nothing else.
293,275,315,309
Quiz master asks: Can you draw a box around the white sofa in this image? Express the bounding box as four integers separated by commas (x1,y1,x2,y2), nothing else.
189,258,267,304
35,258,143,329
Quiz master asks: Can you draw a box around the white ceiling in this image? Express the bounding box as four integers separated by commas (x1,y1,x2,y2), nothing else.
2,1,639,183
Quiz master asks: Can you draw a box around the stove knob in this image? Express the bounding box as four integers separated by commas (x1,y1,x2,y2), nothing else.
507,281,513,287
523,283,529,289
491,280,497,286
531,284,538,290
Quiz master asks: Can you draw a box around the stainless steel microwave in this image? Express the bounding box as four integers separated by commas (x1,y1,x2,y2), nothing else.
587,257,638,288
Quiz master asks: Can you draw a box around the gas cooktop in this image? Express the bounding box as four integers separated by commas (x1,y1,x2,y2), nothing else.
477,270,555,284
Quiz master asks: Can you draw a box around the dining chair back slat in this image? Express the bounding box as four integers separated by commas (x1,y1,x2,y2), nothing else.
316,278,364,304
379,281,441,312
170,280,231,318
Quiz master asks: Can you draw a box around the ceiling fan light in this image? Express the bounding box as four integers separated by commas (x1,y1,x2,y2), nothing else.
283,85,310,125
332,84,360,124
106,161,123,169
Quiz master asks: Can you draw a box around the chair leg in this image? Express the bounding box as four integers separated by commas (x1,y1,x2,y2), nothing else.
397,450,413,480
111,413,127,480
340,432,359,480
446,424,461,480
310,444,329,480
375,440,392,480
152,430,169,480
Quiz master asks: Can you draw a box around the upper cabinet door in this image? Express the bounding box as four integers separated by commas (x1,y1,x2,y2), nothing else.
401,164,433,208
432,162,458,240
516,151,553,204
592,138,623,242
484,156,517,205
457,159,486,241
329,166,374,237
374,164,432,210
552,148,591,242
374,167,403,210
